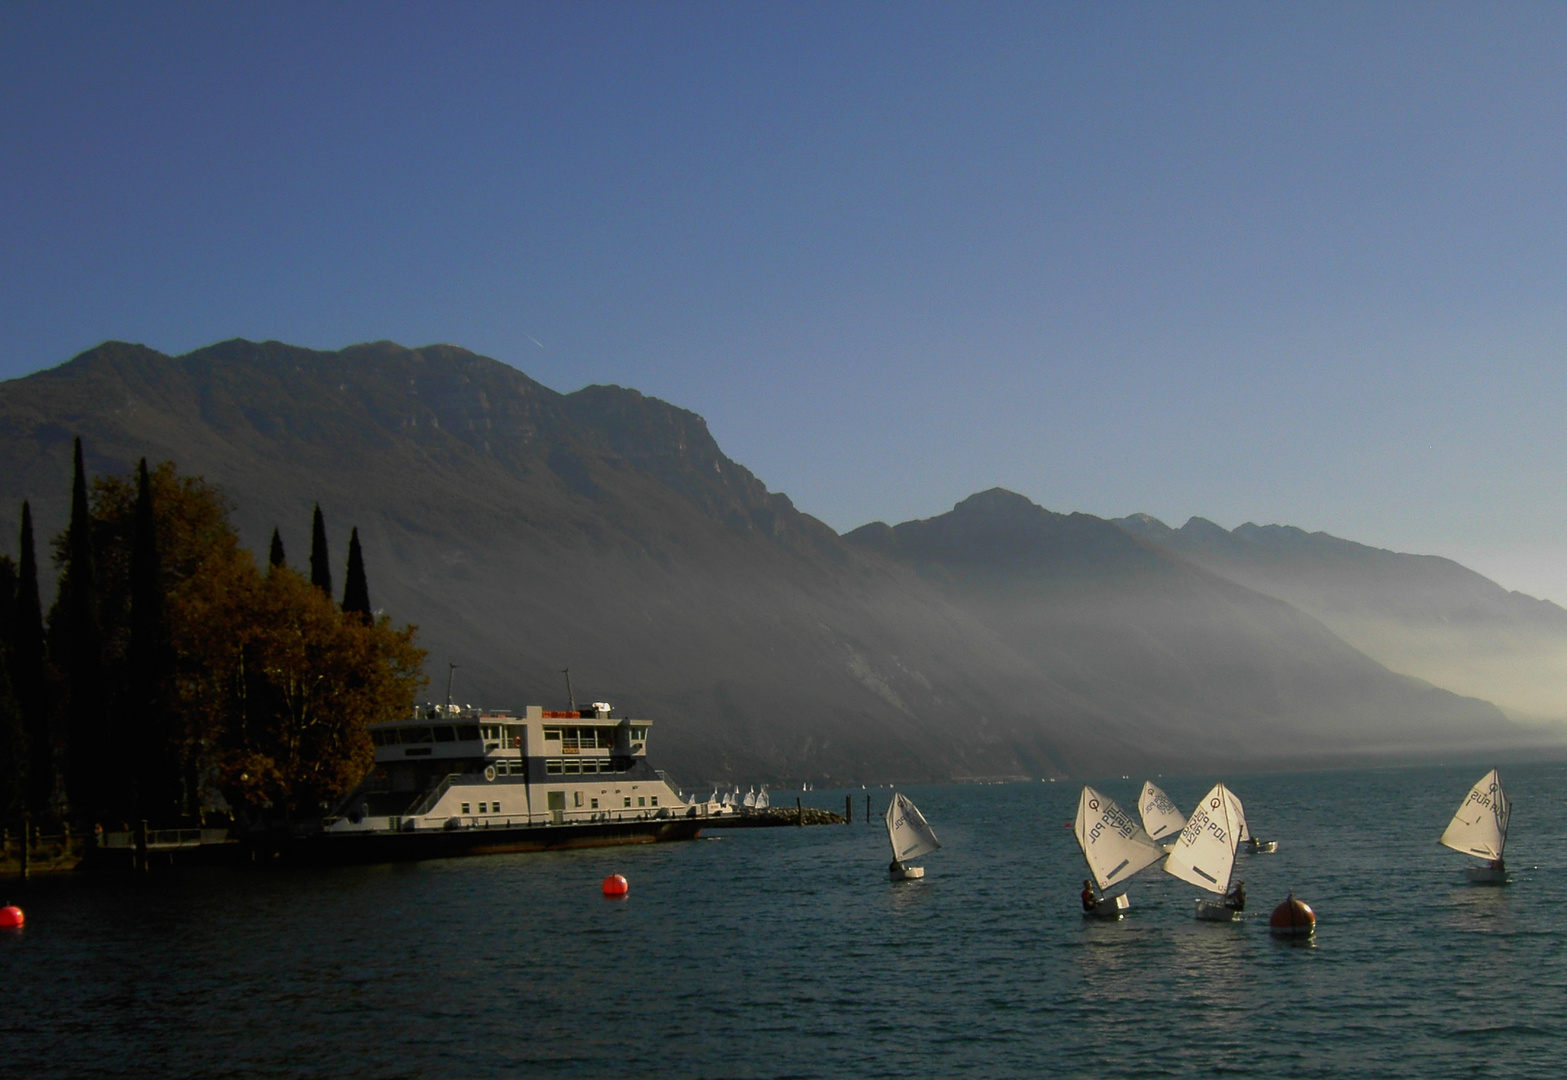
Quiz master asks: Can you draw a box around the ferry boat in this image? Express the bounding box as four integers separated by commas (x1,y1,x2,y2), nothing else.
267,701,703,863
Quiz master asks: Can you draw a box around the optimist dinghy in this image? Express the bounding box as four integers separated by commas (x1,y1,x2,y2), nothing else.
1224,787,1278,855
1164,782,1245,921
1440,768,1510,884
885,792,940,880
1075,786,1165,919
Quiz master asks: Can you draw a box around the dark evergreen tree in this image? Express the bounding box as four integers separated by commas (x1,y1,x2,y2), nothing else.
309,504,332,597
341,527,371,622
52,437,107,823
13,502,52,817
269,527,286,569
126,459,180,821
0,555,21,823
0,656,23,825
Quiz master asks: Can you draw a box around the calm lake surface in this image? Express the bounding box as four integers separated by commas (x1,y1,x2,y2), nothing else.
3,761,1565,1078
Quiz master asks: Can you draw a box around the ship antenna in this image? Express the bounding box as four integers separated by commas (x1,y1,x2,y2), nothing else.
445,662,459,711
561,667,575,712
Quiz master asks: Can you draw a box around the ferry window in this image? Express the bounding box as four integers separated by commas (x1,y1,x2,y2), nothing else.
650,796,658,806
573,792,583,807
590,798,599,809
478,802,487,814
564,761,580,775
457,725,481,741
401,727,434,744
638,797,646,807
543,727,561,741
461,803,471,814
623,797,631,808
546,760,563,775
494,802,501,813
579,761,597,775
434,726,457,742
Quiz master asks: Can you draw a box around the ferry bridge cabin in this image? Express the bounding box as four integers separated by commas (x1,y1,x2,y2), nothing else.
328,702,687,833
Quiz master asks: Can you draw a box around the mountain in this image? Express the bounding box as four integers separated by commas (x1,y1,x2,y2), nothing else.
1115,514,1567,725
0,339,1536,785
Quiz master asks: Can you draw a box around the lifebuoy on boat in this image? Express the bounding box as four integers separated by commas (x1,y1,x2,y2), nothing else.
484,765,496,781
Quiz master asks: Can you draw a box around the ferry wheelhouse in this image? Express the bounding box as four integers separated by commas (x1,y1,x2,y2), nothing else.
275,701,701,863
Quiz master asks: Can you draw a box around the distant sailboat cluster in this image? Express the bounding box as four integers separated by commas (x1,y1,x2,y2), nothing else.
684,784,771,816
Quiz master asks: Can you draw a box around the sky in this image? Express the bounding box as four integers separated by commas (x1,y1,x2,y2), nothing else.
4,3,1567,599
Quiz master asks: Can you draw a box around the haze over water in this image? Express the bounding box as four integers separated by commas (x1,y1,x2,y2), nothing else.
2,761,1563,1078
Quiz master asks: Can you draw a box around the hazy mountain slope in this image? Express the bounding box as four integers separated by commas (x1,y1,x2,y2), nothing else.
1116,514,1567,724
849,490,1522,764
0,340,1533,784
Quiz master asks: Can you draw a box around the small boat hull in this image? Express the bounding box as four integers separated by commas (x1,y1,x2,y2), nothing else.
1243,840,1278,854
1463,865,1508,884
890,864,925,881
1195,898,1243,922
1083,893,1131,919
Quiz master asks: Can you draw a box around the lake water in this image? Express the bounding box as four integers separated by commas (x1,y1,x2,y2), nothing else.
2,761,1564,1078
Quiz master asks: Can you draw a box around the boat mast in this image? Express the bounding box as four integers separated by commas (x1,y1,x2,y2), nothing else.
444,662,459,711
561,667,575,712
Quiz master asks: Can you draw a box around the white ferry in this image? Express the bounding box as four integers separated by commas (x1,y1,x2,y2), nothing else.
271,701,703,863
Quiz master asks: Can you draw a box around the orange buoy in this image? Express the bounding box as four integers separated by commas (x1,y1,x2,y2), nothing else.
1270,892,1315,938
601,874,629,897
0,905,23,929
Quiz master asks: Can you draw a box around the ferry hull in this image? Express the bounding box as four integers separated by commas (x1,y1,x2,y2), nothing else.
264,818,704,865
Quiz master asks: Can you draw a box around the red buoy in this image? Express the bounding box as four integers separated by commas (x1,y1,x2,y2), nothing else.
601,874,629,897
1270,893,1315,938
0,905,23,929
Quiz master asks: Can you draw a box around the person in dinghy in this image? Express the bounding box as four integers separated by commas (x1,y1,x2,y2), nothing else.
1222,879,1246,911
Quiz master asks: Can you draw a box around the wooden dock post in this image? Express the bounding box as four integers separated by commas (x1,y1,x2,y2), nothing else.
845,795,852,823
19,812,30,880
796,797,803,825
865,794,871,823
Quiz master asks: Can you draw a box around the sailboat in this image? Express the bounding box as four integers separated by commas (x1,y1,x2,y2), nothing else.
1224,787,1278,855
885,792,940,880
742,786,757,809
1137,781,1187,850
1164,782,1245,921
1440,768,1510,884
755,785,770,809
1075,786,1166,918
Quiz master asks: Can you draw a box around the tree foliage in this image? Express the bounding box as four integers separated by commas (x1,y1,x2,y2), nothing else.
40,458,427,825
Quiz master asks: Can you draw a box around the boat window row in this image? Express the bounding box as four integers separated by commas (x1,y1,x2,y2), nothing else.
580,795,659,809
543,758,624,775
542,726,615,750
489,760,523,776
459,802,503,814
372,724,485,746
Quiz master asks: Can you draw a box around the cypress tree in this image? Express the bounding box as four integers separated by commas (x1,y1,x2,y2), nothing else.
127,459,180,822
341,527,371,622
13,502,52,817
53,437,107,823
0,557,21,822
269,527,286,569
309,504,332,597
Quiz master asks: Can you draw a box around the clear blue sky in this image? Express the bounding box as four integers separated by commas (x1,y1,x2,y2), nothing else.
4,3,1566,598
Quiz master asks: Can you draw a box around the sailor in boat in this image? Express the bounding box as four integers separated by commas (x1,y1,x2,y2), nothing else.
1222,879,1246,911
1081,879,1100,913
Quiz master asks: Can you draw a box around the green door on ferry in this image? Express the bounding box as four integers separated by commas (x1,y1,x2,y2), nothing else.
547,791,565,824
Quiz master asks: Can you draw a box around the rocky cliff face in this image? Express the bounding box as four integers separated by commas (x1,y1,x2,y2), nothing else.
0,340,1534,784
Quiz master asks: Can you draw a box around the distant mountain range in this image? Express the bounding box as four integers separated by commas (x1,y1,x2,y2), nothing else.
0,339,1552,785
1115,514,1567,725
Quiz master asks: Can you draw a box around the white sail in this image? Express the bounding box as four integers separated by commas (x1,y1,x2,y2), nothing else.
1163,783,1239,895
885,792,940,862
743,787,757,808
1440,768,1509,861
1137,781,1188,842
755,787,770,809
1224,787,1250,843
1076,786,1165,891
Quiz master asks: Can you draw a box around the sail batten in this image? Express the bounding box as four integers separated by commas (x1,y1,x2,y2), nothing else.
1074,786,1164,891
1439,768,1509,862
1163,782,1239,895
885,792,940,863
